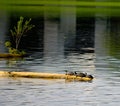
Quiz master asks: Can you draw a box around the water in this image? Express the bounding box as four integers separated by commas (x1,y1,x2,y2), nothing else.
0,52,120,106
1,1,120,106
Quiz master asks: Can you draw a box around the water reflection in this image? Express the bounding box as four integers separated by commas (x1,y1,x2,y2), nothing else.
0,6,95,73
0,11,8,53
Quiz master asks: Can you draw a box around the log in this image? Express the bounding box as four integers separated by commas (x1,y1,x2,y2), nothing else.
0,53,26,58
0,71,93,81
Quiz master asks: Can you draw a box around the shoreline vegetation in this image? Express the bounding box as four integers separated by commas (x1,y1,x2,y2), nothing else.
1,1,120,16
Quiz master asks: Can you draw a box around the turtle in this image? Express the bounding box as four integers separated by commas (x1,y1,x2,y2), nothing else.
86,74,94,79
77,72,87,77
65,70,76,76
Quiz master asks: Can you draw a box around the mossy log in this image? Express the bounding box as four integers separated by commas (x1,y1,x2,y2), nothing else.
0,71,93,81
0,53,26,58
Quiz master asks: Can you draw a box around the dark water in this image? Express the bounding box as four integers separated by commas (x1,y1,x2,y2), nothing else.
0,2,120,106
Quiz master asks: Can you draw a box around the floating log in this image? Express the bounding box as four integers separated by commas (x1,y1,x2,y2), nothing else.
0,71,93,82
0,53,26,58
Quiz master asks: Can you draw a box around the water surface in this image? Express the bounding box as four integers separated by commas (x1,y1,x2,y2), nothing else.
0,52,120,106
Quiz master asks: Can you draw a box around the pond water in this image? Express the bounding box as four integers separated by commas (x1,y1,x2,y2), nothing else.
0,1,120,106
0,53,120,106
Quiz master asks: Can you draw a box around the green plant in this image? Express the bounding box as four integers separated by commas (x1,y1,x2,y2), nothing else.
5,41,26,55
5,16,35,54
5,41,11,47
10,16,35,50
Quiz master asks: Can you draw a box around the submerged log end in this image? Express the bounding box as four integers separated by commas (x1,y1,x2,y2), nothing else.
0,53,27,58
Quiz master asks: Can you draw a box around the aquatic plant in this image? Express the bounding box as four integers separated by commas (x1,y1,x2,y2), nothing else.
5,41,26,55
10,16,35,50
5,41,11,48
5,16,35,54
